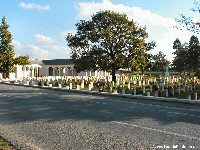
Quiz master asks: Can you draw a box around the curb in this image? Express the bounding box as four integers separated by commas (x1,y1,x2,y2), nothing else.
1,81,200,105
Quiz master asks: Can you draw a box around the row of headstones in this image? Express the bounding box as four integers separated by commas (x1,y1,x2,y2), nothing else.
116,78,200,87
24,79,94,90
17,78,198,92
17,77,199,90
14,78,200,100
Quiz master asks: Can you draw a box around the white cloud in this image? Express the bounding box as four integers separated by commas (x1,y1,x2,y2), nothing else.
19,2,50,11
12,34,71,60
76,0,197,62
35,34,54,44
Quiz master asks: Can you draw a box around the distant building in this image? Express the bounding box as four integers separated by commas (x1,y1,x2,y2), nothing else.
7,59,110,80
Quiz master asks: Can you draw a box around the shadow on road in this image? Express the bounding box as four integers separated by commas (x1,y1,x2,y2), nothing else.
0,85,200,126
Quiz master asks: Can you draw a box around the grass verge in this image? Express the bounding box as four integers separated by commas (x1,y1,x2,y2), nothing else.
0,136,16,150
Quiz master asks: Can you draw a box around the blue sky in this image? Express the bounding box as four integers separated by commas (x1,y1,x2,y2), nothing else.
0,0,199,61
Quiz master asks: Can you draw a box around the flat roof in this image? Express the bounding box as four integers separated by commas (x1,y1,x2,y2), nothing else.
42,59,74,65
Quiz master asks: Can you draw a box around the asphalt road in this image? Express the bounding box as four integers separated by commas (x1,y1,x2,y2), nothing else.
0,83,200,150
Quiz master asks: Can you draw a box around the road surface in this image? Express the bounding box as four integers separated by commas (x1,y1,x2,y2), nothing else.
0,83,200,149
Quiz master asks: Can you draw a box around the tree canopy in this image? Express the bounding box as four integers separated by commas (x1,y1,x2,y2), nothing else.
151,51,169,72
66,10,155,81
172,36,200,76
14,55,29,66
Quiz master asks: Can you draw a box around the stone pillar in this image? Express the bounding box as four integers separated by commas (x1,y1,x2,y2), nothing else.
38,67,40,77
53,67,55,76
71,68,74,76
66,67,68,76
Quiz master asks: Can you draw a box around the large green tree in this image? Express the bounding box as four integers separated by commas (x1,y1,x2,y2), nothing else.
0,16,15,78
172,36,200,76
66,11,154,81
187,35,200,74
172,38,188,74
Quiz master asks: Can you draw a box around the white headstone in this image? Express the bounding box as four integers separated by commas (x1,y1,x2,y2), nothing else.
70,83,73,89
195,93,198,100
165,89,168,97
81,81,84,89
128,81,131,90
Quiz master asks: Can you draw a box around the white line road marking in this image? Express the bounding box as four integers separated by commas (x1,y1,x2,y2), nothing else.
112,121,200,141
166,111,200,118
106,99,200,113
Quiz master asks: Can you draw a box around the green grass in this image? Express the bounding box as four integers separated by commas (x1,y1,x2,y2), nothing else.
169,88,200,99
0,137,16,150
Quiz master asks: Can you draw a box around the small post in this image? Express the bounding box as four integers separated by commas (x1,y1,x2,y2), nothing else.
154,91,158,97
70,82,73,89
171,87,174,96
195,93,198,100
134,86,136,95
128,81,131,90
165,89,168,97
143,86,145,94
150,85,152,92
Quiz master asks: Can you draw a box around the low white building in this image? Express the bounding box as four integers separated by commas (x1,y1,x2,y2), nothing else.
7,59,111,80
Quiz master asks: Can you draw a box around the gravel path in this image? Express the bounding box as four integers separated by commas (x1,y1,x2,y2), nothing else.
0,120,153,150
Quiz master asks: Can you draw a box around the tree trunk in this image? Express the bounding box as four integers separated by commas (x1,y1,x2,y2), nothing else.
111,66,116,82
141,69,144,85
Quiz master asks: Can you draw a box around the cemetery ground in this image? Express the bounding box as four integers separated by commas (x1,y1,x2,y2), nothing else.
0,83,200,149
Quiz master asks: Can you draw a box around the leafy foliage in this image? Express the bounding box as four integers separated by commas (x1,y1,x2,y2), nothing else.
172,36,200,76
187,35,200,73
172,38,188,73
0,16,15,77
66,11,155,81
151,51,169,71
14,55,29,66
